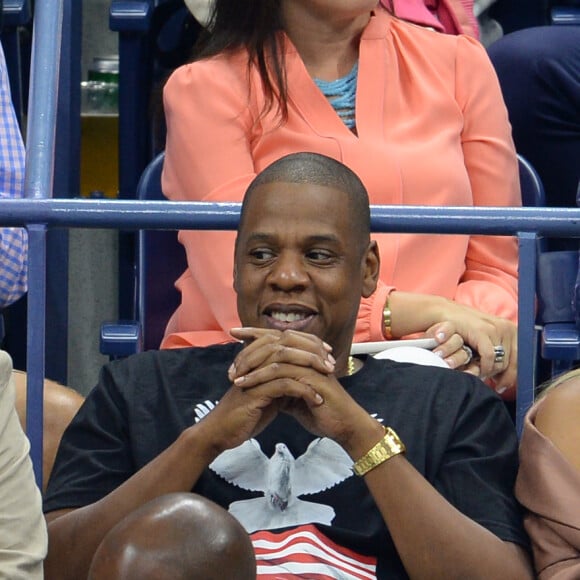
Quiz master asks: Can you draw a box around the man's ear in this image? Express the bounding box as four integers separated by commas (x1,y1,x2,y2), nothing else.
361,240,380,298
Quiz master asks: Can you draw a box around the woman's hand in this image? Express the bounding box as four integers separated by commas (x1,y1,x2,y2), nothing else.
388,292,517,395
426,322,478,371
426,307,517,395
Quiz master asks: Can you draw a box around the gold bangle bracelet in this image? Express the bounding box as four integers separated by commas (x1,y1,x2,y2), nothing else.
383,297,393,339
352,426,406,477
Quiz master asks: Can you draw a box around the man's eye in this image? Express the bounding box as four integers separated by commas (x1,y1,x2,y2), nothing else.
307,250,333,261
250,249,274,261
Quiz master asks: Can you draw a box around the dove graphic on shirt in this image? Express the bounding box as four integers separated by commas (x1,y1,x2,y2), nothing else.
209,437,354,533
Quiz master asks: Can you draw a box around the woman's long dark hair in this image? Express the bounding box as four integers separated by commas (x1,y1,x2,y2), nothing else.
193,1,289,119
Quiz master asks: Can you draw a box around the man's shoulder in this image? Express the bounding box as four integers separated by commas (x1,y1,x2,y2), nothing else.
105,343,241,383
365,356,486,392
359,356,504,418
360,358,516,454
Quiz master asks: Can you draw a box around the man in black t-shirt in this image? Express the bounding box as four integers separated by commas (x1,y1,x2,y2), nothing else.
44,152,533,579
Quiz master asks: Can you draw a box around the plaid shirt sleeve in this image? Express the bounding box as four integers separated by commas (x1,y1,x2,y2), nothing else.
0,44,27,309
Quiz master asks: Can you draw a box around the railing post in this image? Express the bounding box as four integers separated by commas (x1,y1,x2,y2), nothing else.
23,0,63,485
25,225,46,489
516,232,538,438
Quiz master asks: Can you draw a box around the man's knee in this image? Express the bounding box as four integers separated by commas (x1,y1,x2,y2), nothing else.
88,492,256,580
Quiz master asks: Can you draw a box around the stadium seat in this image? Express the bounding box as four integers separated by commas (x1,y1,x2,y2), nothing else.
519,156,580,379
100,152,185,356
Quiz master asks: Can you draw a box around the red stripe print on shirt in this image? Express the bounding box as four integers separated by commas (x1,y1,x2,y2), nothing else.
252,524,377,579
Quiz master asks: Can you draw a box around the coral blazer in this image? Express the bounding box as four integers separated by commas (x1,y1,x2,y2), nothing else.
162,8,520,349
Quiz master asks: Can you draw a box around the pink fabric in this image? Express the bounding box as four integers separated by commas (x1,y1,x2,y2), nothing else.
516,399,580,578
381,0,479,39
161,9,519,351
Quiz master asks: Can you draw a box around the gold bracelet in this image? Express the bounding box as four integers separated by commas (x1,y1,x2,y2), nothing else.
383,297,393,339
352,426,405,477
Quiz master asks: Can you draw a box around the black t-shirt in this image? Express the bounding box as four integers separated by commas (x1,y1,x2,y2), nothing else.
45,343,529,578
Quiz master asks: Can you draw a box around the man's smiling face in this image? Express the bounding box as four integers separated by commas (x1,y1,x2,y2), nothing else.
234,180,378,361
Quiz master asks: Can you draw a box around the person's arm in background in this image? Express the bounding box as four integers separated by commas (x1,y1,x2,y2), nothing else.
161,58,259,347
357,34,520,390
534,377,580,473
0,351,47,579
516,372,580,578
0,44,27,309
454,34,520,324
534,378,580,577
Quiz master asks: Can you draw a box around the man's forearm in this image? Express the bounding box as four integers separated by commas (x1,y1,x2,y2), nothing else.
362,454,533,579
44,425,218,580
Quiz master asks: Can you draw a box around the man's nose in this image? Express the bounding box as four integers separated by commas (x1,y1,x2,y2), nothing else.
268,253,309,290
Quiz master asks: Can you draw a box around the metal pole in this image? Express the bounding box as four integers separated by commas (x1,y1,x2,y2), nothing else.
22,0,63,488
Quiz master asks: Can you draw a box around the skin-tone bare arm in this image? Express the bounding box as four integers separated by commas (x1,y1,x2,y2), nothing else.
534,376,580,473
389,291,517,392
45,427,218,580
361,450,532,580
229,327,533,580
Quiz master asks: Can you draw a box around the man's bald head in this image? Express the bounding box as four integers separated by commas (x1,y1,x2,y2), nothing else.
240,152,371,253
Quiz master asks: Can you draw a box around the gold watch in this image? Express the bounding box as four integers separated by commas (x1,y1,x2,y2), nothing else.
352,426,406,476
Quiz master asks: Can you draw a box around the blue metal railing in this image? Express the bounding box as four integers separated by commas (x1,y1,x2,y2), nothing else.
2,199,580,233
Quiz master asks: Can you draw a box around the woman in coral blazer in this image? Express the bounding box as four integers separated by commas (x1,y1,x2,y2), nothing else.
162,1,520,393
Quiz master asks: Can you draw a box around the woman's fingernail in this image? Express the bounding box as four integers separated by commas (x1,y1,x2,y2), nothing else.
433,349,444,358
444,357,455,369
328,354,336,364
437,332,446,341
234,375,246,386
314,393,324,404
496,385,508,395
324,360,335,371
322,341,333,351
